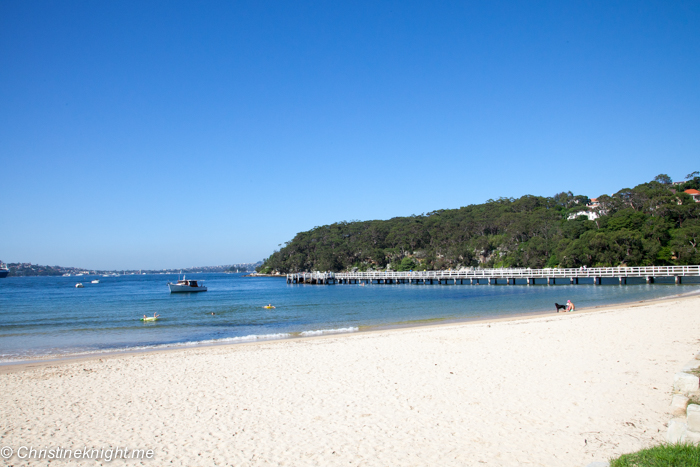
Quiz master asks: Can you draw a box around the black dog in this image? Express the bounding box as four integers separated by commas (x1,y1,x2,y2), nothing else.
554,303,567,312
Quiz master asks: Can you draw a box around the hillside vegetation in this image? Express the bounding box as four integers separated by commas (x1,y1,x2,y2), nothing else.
259,173,700,273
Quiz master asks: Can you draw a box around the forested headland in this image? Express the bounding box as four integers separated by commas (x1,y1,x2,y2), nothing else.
258,173,700,273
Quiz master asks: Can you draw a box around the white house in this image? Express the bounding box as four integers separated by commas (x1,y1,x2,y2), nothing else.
567,197,600,220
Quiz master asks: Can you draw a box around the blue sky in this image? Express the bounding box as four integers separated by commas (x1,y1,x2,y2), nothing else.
1,1,698,269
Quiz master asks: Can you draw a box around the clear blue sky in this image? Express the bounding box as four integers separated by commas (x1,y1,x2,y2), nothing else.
1,1,698,269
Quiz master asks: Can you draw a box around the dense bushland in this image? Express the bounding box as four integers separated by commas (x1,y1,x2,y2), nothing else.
259,173,700,273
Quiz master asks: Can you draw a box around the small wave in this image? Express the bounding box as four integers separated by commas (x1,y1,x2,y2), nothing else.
0,333,295,363
159,333,294,347
207,333,292,343
299,327,359,336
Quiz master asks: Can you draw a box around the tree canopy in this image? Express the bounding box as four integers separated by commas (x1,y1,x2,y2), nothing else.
258,174,700,273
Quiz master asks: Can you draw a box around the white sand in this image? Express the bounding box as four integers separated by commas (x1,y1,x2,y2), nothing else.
2,294,700,466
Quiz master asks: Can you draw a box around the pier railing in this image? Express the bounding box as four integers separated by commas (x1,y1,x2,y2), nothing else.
286,266,700,285
335,266,700,280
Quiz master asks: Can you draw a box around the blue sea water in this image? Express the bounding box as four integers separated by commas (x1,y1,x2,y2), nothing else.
0,273,698,362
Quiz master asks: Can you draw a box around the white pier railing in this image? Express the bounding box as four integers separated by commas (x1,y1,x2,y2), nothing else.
286,266,700,285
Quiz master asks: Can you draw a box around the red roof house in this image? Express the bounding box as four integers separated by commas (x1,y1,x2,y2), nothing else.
684,189,700,202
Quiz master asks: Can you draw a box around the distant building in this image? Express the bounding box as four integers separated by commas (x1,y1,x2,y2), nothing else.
567,210,598,221
567,197,600,220
684,189,700,203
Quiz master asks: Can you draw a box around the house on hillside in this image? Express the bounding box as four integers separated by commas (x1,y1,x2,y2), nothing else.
567,197,601,221
684,189,700,203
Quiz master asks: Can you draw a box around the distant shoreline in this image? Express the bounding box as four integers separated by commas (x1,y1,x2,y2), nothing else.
1,264,262,277
242,273,287,278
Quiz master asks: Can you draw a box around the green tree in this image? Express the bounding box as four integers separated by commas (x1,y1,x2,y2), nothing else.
670,221,700,264
653,173,672,185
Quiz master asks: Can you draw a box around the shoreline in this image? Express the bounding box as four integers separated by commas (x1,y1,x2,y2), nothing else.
3,291,700,465
3,286,698,374
242,273,287,277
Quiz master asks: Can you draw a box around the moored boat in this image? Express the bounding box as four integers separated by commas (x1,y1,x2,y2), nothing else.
167,274,207,293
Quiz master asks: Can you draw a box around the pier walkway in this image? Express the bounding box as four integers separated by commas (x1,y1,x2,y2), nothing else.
287,265,700,285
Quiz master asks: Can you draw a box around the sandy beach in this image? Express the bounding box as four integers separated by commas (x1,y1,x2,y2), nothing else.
2,294,700,466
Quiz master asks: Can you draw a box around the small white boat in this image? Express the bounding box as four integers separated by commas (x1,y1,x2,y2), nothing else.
91,280,100,284
75,283,84,288
167,275,207,293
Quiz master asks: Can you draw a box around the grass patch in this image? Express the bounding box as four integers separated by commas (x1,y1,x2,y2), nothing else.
609,443,700,466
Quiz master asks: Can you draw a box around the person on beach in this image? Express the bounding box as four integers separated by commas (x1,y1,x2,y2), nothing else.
566,300,575,312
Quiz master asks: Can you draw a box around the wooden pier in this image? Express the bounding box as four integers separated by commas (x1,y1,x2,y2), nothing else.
287,266,700,286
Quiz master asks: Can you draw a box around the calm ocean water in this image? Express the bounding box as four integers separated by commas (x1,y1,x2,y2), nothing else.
0,273,698,362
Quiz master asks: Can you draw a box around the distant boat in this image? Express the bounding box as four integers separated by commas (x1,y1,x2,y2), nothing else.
167,274,207,293
91,280,99,284
75,283,84,288
0,263,9,278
